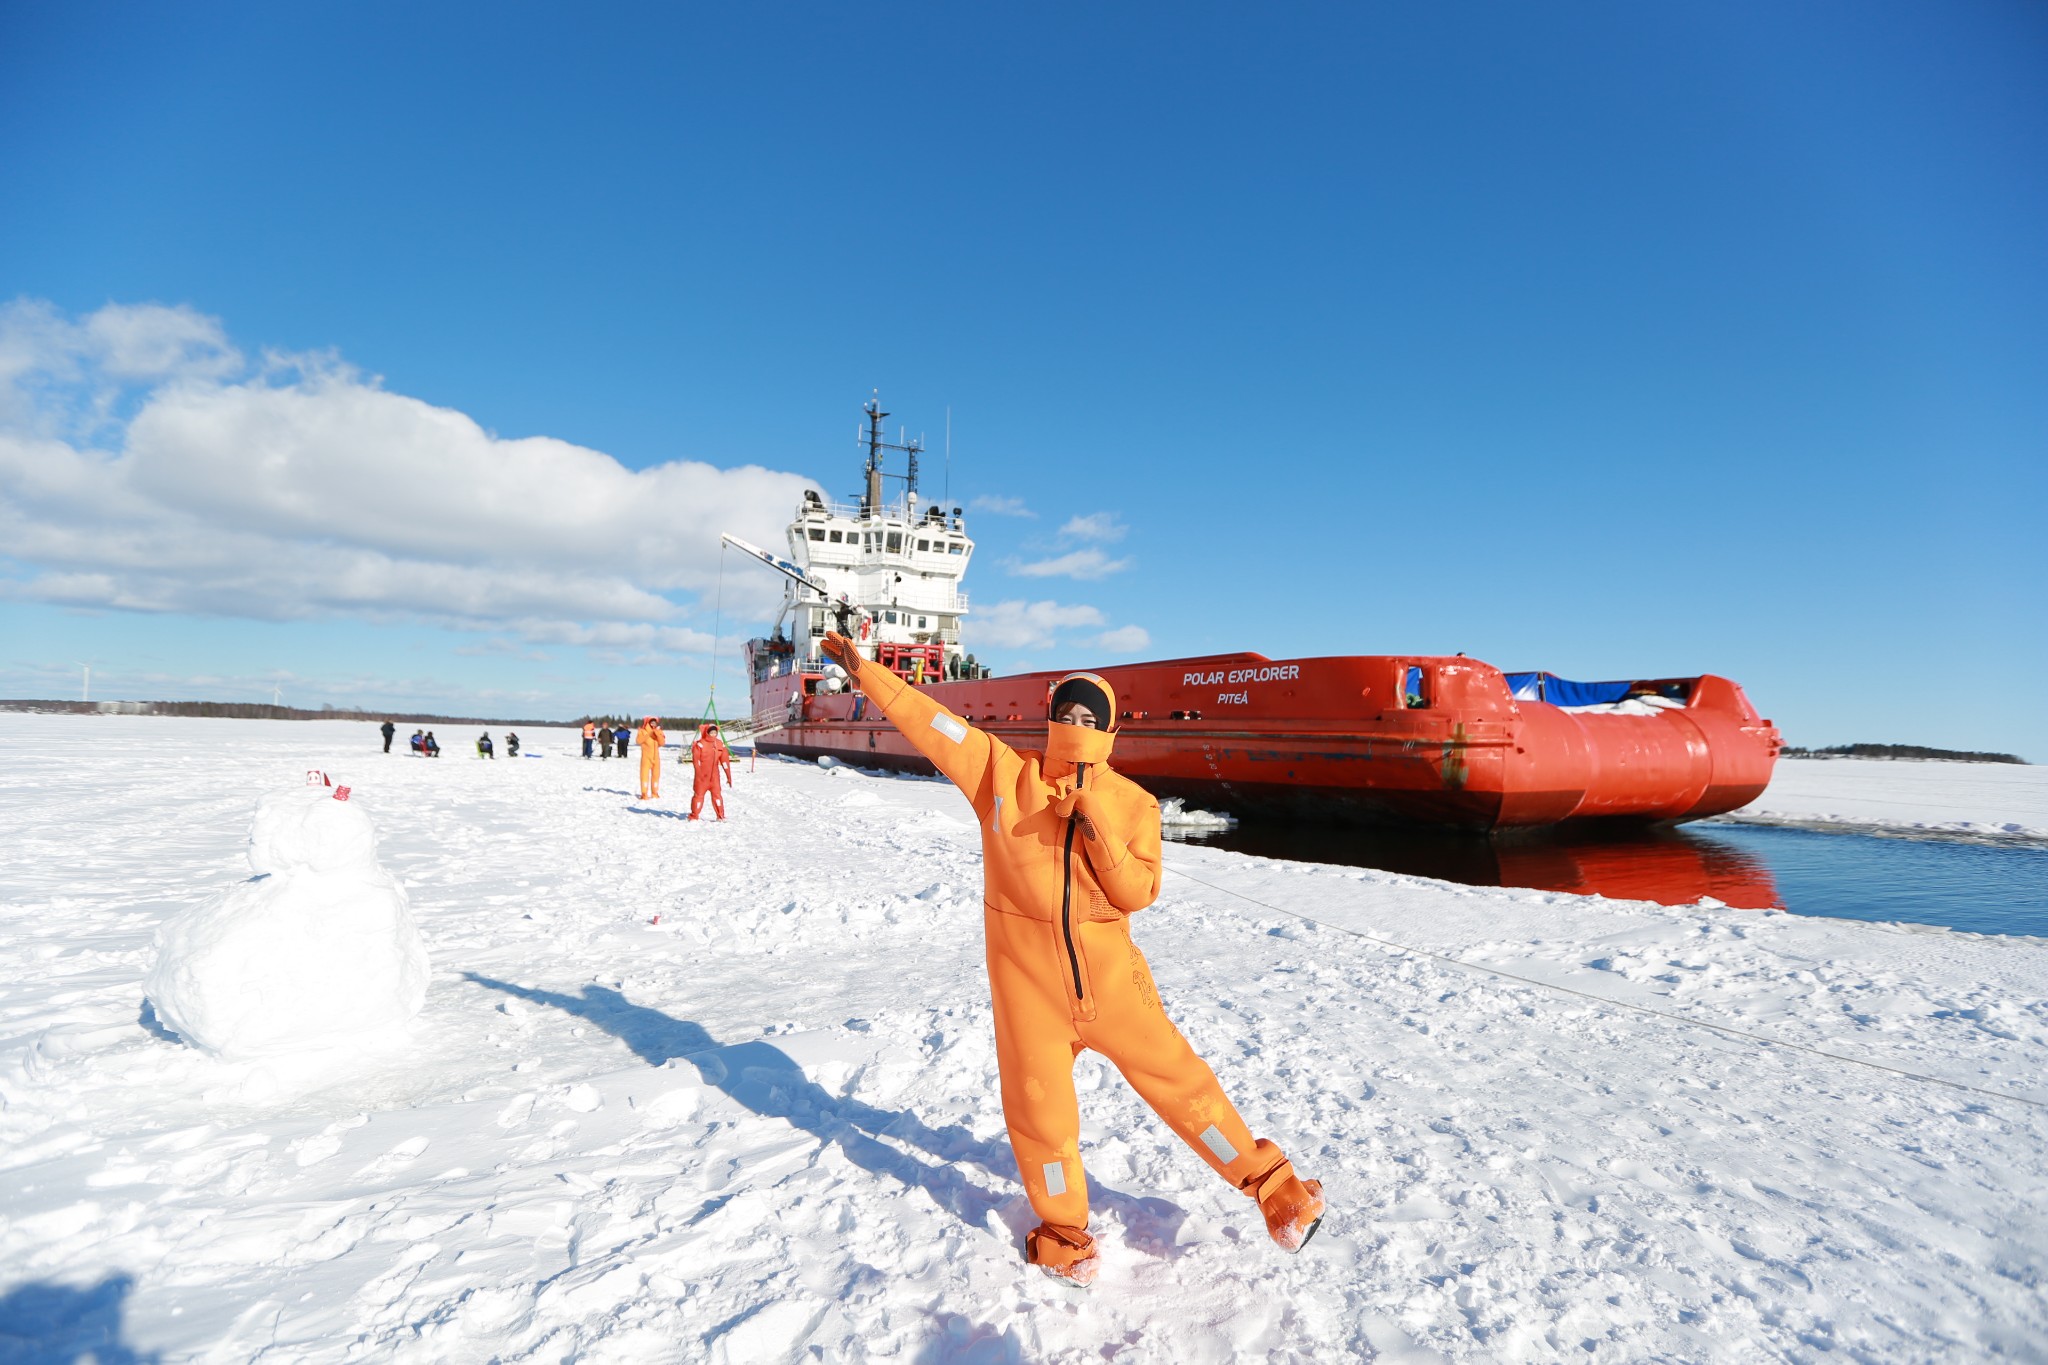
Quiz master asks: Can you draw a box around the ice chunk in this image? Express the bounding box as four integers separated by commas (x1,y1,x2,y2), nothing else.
1159,797,1237,830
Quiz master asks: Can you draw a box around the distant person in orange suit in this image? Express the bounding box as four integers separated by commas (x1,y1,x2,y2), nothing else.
820,630,1325,1286
688,723,733,820
635,715,666,800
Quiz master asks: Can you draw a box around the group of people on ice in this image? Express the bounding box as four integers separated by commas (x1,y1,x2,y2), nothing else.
616,716,733,818
575,716,734,818
378,720,520,760
579,719,638,760
472,731,518,759
372,715,728,816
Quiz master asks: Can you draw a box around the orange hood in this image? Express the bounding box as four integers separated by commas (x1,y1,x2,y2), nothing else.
1045,672,1117,767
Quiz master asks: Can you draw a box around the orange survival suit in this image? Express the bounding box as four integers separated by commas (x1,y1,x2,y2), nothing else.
635,717,665,800
689,723,733,820
823,632,1323,1284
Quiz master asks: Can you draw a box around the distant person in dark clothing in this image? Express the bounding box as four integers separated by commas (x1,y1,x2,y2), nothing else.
599,725,614,759
411,729,425,755
381,720,396,753
478,732,494,759
424,731,440,758
506,732,520,757
614,724,631,757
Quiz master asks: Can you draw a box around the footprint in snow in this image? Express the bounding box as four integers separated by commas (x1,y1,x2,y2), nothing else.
292,1133,343,1167
352,1136,429,1180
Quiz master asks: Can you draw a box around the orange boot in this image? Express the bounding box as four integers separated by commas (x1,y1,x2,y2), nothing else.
1024,1222,1100,1287
1243,1139,1325,1251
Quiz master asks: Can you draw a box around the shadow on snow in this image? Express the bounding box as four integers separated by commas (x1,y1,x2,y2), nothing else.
462,974,1032,1238
0,1273,158,1364
458,975,1191,1257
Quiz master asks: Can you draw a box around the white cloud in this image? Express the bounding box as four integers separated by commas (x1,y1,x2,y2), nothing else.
1007,547,1132,580
1093,625,1151,652
965,599,1105,650
968,494,1034,518
0,301,810,652
1058,512,1126,542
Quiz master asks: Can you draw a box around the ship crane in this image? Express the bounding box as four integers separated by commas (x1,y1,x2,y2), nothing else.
720,532,830,601
720,530,861,652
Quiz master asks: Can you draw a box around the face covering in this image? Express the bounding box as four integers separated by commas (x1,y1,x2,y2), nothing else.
1044,672,1117,766
1044,720,1115,766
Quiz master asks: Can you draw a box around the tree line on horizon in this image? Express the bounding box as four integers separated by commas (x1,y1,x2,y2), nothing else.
1781,742,2026,765
0,699,729,731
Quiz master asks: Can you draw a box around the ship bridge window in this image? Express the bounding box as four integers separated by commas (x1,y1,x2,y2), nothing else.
886,532,902,553
917,538,929,551
808,529,824,541
1404,666,1430,708
884,610,897,624
948,542,964,554
828,530,843,543
916,616,927,628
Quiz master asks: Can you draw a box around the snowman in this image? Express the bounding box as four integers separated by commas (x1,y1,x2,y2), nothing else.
145,782,430,1059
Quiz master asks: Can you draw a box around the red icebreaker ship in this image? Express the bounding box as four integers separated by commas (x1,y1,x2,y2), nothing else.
731,400,1781,832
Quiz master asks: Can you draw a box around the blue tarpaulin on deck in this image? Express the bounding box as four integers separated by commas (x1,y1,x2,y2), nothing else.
1502,672,1636,706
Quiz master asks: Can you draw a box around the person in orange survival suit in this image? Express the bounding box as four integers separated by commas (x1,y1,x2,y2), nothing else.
634,715,666,801
688,723,733,820
820,631,1325,1286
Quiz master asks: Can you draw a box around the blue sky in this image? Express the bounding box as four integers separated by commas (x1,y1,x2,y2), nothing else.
2,2,2043,755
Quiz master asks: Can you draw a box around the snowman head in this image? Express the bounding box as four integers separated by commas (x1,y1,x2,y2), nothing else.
248,788,379,875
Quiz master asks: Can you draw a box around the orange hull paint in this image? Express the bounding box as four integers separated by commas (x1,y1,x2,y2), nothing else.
752,652,1781,832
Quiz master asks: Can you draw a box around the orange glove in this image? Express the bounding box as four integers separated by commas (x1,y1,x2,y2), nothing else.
1052,786,1101,828
1053,786,1151,916
1053,786,1117,870
821,631,861,677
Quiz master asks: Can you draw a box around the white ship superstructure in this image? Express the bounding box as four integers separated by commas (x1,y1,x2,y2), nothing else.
733,397,985,706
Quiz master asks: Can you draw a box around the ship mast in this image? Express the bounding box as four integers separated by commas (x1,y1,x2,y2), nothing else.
861,393,922,516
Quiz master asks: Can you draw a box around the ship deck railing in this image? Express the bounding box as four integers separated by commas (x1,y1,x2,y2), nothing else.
802,496,962,526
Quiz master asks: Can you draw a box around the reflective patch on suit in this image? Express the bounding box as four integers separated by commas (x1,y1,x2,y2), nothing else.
991,794,1004,833
1042,1161,1067,1197
930,713,969,744
1200,1125,1238,1165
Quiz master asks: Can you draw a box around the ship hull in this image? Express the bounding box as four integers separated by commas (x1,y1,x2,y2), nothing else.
747,652,1780,832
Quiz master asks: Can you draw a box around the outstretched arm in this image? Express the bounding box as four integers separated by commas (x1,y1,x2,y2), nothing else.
823,632,1000,798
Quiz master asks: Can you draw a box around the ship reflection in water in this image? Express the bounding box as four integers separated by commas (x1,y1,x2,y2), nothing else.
1164,820,1782,910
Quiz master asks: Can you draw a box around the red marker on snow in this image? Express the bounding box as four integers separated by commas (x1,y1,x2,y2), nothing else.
333,786,352,802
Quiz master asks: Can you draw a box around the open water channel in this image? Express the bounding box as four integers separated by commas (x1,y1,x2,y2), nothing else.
1163,819,2048,939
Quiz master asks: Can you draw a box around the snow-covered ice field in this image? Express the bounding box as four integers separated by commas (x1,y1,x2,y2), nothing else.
1727,756,2048,842
2,715,2044,1362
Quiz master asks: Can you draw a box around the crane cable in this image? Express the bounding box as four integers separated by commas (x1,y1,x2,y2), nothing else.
1161,859,2048,1113
700,541,727,733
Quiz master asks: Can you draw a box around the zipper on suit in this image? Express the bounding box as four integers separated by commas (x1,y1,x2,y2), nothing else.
1060,816,1083,1000
1059,765,1089,1002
